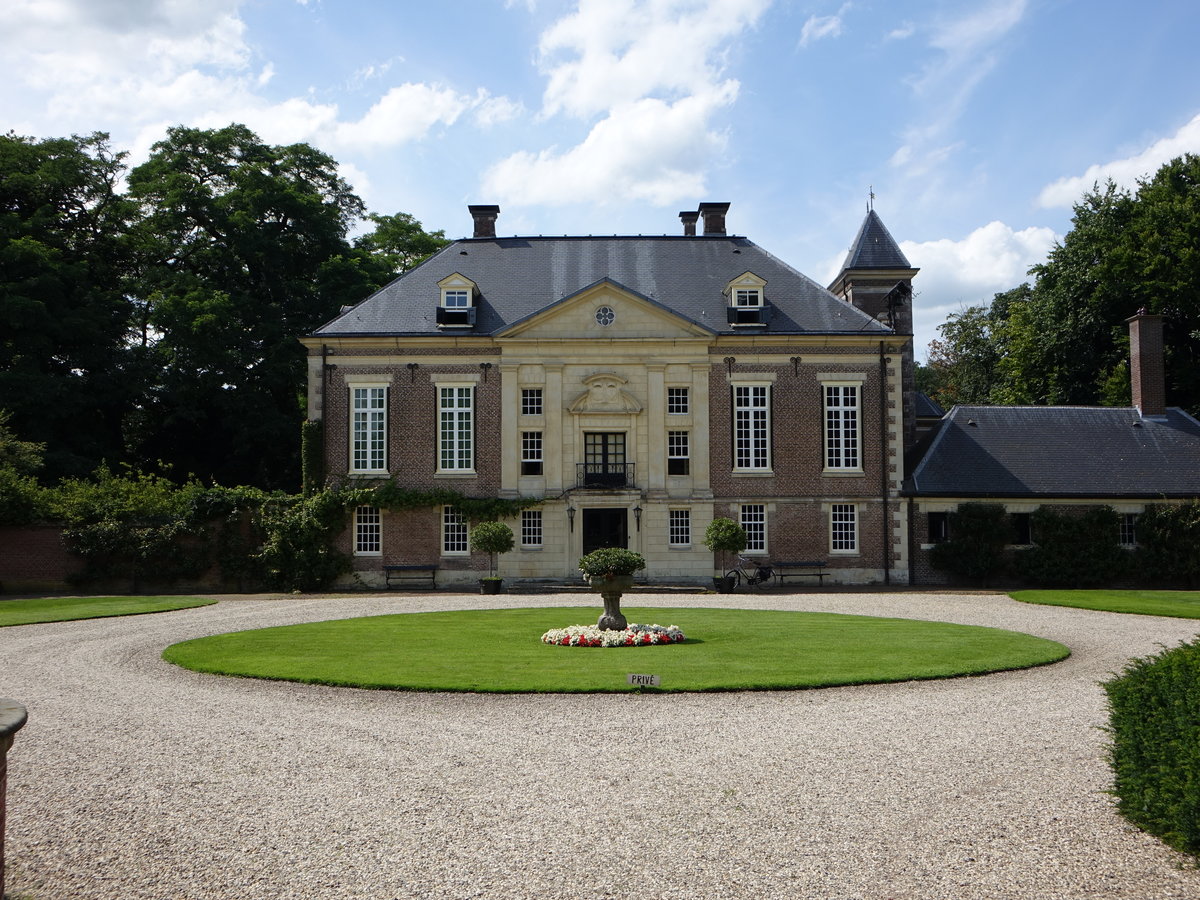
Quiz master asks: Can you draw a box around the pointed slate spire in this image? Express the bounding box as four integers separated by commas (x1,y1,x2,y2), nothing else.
840,209,912,271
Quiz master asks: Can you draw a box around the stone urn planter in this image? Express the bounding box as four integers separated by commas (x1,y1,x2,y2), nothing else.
578,547,646,631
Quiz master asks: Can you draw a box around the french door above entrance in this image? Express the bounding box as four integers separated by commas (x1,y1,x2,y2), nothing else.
580,432,630,488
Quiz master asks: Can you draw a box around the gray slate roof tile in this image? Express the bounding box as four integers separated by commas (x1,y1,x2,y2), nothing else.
839,210,913,270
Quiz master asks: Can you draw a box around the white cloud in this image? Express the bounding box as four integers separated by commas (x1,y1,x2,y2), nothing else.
333,83,471,150
900,220,1058,356
1036,112,1200,208
798,5,849,49
472,90,525,128
886,22,915,40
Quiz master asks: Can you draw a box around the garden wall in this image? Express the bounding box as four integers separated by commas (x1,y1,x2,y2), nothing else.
0,525,82,593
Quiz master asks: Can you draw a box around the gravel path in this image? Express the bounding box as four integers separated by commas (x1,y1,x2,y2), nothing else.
1,590,1198,900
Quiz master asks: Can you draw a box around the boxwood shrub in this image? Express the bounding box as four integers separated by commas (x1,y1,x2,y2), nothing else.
1104,637,1200,858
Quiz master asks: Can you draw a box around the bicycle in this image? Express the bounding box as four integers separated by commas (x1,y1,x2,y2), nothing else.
724,554,774,589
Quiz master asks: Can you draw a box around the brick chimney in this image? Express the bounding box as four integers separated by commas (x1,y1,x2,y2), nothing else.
1126,309,1166,417
467,204,500,239
679,210,699,236
698,202,730,236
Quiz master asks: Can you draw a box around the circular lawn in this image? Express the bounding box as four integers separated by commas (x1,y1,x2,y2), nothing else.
162,606,1069,693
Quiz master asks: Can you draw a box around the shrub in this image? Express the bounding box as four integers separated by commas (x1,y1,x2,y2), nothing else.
928,502,1009,585
1136,503,1200,587
469,521,514,579
578,547,646,578
1013,506,1130,586
1104,637,1200,858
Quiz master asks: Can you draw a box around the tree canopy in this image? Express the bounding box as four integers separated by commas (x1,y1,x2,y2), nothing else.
0,125,448,489
919,154,1200,417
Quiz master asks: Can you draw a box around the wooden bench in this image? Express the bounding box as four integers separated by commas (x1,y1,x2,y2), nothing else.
772,560,828,586
383,564,438,590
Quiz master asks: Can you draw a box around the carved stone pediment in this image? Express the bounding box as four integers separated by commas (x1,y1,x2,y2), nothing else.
568,373,643,414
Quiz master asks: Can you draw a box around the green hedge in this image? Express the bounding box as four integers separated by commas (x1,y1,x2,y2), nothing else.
1104,637,1200,858
1012,506,1130,586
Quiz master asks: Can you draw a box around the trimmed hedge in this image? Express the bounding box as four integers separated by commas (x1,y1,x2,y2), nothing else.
1104,637,1200,858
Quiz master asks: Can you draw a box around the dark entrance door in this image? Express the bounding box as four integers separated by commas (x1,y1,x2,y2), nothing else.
582,508,628,556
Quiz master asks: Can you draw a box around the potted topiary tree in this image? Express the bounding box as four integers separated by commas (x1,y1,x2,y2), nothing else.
469,521,515,594
704,517,747,593
578,547,646,630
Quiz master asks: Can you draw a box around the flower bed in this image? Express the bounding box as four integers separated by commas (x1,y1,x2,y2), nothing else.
541,623,685,647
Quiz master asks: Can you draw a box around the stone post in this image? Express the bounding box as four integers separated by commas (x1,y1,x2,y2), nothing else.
0,699,28,899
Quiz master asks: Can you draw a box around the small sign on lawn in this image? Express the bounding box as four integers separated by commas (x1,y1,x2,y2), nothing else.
627,673,661,687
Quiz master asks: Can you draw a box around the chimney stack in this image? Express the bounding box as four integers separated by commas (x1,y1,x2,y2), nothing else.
679,210,700,236
468,204,500,239
1127,309,1166,417
698,202,730,236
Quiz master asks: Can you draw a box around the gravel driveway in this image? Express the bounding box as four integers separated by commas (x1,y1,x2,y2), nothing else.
2,590,1198,900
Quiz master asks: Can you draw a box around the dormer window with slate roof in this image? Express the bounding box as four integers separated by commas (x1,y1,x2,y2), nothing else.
726,272,769,326
436,273,478,328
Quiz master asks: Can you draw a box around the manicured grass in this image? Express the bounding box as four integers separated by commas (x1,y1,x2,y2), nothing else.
162,606,1069,693
0,595,216,627
1011,589,1200,619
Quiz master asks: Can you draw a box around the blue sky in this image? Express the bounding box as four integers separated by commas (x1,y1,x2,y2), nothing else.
5,0,1199,356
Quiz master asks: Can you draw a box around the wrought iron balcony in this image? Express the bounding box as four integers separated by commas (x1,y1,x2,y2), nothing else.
576,462,635,489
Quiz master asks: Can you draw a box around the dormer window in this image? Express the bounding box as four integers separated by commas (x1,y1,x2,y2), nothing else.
437,273,478,328
726,272,769,326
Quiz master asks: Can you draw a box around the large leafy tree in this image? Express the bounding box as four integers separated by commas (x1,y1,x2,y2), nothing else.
126,124,371,489
0,132,141,479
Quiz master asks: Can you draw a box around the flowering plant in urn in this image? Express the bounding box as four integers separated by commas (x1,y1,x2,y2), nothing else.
578,548,645,630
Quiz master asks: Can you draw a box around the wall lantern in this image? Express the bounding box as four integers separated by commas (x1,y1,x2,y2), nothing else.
633,504,642,531
566,505,575,532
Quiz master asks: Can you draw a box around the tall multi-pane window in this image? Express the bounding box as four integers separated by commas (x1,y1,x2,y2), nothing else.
831,504,857,553
521,431,543,475
667,387,689,414
740,504,766,552
442,506,468,554
354,506,381,555
521,388,543,416
351,386,387,472
824,385,860,470
438,386,474,471
1120,513,1138,547
733,385,770,470
667,431,690,475
668,509,691,546
521,510,543,547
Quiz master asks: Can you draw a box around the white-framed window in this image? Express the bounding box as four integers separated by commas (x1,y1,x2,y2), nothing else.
733,385,770,470
830,503,858,554
442,289,470,308
740,504,767,553
824,384,860,470
438,385,474,472
442,506,468,555
734,287,762,307
521,431,543,476
521,388,543,416
354,505,381,555
667,431,690,476
521,509,543,548
351,386,387,473
669,509,691,547
667,387,689,415
1120,513,1138,548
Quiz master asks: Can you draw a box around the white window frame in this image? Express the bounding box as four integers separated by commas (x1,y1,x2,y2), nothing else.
350,385,388,473
521,388,543,416
1119,513,1138,548
521,431,543,476
442,506,468,556
830,503,858,555
740,504,767,554
437,384,475,473
667,387,689,414
734,287,762,308
667,430,690,476
733,384,771,472
442,288,470,309
521,509,543,548
824,382,861,472
668,509,691,547
354,505,381,556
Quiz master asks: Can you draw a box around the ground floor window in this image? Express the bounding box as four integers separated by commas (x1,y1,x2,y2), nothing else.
521,509,543,547
1011,513,1032,546
740,504,766,553
928,511,949,543
442,506,468,555
668,509,691,546
830,504,857,553
1120,513,1138,547
354,505,381,555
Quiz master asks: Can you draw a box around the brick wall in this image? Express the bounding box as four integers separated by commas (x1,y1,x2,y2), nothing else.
0,526,83,593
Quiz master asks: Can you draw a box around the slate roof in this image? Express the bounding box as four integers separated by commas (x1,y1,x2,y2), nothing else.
915,391,945,419
839,210,913,270
313,235,889,337
905,405,1200,498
